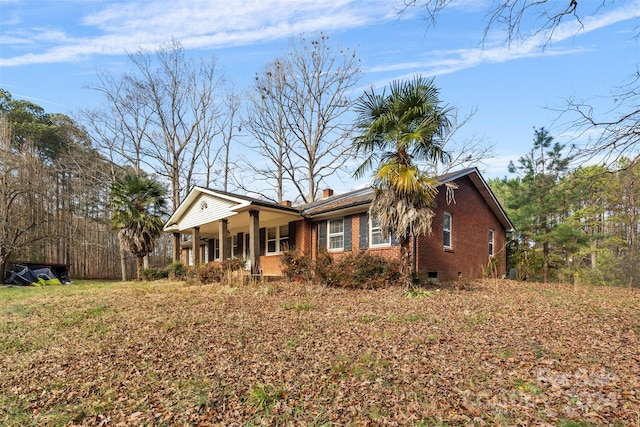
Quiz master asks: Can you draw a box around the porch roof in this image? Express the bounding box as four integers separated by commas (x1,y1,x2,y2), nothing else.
163,186,301,236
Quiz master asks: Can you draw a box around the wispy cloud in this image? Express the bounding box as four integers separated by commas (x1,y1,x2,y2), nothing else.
0,0,395,67
366,2,640,85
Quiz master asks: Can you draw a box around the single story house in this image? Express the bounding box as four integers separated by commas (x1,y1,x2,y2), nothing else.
163,167,514,281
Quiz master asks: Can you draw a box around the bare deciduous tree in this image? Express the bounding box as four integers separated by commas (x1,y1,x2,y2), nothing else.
0,115,48,281
207,84,242,192
86,39,223,210
245,33,361,203
401,0,595,47
561,71,640,165
84,69,150,173
244,59,293,202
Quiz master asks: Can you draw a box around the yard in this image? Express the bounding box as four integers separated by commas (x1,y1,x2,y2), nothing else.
0,278,638,426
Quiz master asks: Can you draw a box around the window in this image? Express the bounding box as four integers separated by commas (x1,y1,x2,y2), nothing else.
213,239,220,261
266,225,289,255
488,229,495,257
267,227,277,254
231,234,238,258
201,244,208,263
370,216,391,247
279,225,289,251
443,212,452,249
328,218,344,251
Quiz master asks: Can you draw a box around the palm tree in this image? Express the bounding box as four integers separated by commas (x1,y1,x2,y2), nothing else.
110,173,168,280
353,76,451,281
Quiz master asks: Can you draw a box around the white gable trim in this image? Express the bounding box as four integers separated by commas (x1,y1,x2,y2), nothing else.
163,187,251,232
177,194,240,231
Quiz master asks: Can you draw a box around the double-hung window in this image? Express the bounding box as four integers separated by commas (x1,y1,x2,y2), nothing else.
370,216,391,247
443,212,452,249
213,238,220,261
231,234,239,258
328,218,344,251
266,225,290,255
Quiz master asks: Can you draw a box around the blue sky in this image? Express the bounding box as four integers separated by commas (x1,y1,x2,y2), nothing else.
1,0,639,188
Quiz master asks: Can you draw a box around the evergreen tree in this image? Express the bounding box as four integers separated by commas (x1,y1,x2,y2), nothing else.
508,127,572,282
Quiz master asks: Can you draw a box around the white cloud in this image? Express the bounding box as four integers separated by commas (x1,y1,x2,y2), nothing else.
1,0,394,67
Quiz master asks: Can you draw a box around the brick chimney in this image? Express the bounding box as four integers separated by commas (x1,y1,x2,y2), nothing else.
323,189,334,198
279,200,292,207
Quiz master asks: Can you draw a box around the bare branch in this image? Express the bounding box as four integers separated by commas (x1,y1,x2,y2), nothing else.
244,33,361,203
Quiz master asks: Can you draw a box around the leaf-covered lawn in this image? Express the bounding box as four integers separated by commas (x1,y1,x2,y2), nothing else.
1,279,638,426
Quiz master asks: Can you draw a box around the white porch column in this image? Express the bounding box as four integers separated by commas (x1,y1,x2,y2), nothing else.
249,210,260,275
219,219,230,261
172,232,181,262
192,227,200,266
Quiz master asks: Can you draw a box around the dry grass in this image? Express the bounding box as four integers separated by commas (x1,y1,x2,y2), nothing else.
1,279,639,426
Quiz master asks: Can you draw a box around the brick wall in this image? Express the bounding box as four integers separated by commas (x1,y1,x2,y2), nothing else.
309,213,402,263
295,219,313,255
259,254,282,276
414,175,507,281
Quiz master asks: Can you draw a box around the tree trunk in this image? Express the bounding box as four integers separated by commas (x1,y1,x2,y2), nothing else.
400,238,413,289
0,259,7,285
120,248,127,281
136,255,144,281
628,186,636,288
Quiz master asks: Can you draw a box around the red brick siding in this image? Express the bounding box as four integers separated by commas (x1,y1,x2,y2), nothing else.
295,219,313,256
415,175,507,280
259,254,282,276
309,214,402,263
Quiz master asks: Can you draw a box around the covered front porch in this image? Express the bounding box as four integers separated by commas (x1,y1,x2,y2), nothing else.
163,187,303,276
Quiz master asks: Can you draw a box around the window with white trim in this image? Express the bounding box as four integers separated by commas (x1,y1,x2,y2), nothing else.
443,212,452,249
488,229,495,257
201,244,208,263
231,234,238,258
266,225,289,255
213,239,220,261
370,216,391,247
328,218,344,251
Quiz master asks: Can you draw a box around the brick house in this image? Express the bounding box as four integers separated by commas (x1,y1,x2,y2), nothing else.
163,167,514,281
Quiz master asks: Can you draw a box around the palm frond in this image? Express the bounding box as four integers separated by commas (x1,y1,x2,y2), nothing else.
352,75,454,243
110,172,168,262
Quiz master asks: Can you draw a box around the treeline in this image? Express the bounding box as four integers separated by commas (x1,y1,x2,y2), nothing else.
0,89,168,280
490,128,639,287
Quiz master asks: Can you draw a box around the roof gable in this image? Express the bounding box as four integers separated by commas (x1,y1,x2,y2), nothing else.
177,193,242,230
163,186,300,233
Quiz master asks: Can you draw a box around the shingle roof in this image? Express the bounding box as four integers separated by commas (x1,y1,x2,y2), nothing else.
299,167,480,217
299,187,373,216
